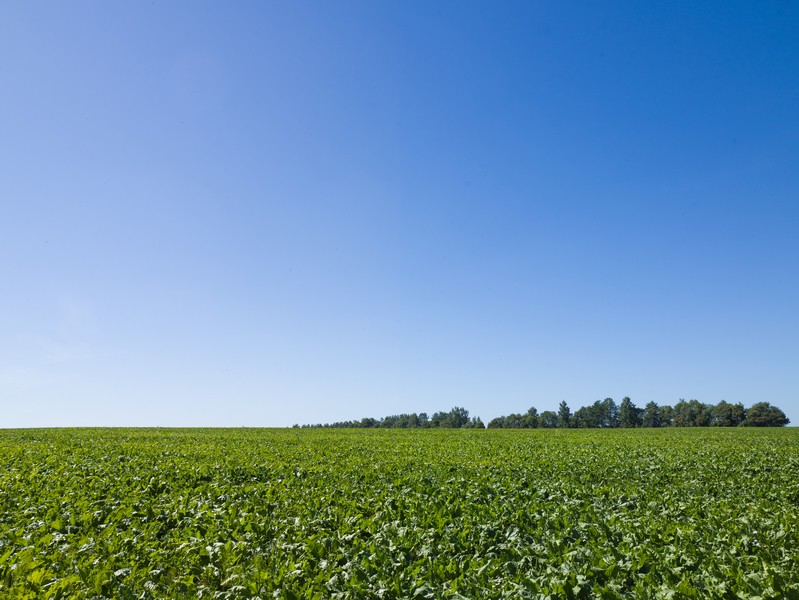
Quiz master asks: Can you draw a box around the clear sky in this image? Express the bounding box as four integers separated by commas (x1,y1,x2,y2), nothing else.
2,2,797,427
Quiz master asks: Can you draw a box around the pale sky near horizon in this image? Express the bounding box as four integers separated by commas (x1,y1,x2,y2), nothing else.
2,2,798,427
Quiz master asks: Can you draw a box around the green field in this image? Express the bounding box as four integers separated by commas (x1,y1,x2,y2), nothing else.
1,428,798,599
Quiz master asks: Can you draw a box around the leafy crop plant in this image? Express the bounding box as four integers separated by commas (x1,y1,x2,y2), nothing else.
1,427,798,598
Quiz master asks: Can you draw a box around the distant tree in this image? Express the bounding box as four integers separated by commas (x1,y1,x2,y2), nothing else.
743,402,790,427
449,406,471,428
580,402,607,428
673,399,712,427
487,409,538,429
692,400,712,427
465,416,485,429
597,398,619,428
584,401,604,428
641,401,662,428
429,406,471,428
670,399,683,426
504,413,522,428
487,416,504,428
618,397,642,428
539,411,559,428
521,407,539,429
712,401,746,427
660,405,675,427
571,406,593,428
557,401,572,428
672,399,691,427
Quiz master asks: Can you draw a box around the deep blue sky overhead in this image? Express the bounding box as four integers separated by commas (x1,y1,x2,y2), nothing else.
2,2,798,427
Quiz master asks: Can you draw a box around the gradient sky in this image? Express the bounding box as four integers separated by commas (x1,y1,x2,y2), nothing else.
2,2,798,427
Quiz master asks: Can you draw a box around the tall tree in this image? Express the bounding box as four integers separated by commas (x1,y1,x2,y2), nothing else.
448,406,471,428
571,406,594,428
660,405,675,427
465,416,485,428
487,416,506,428
690,400,712,427
672,399,712,426
539,411,559,428
743,402,790,427
586,401,606,428
641,401,662,427
557,401,572,428
672,399,691,427
521,407,539,429
618,397,642,428
712,401,746,427
601,398,619,428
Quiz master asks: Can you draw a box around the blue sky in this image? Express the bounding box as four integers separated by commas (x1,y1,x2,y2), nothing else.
2,2,797,427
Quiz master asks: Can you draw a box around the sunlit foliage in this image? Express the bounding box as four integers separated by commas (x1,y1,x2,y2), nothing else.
1,428,798,598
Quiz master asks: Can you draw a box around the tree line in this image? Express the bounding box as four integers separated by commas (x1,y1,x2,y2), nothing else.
487,398,790,428
295,399,789,429
295,406,485,429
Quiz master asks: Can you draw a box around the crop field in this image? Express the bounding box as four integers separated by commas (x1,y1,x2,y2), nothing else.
1,428,798,599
